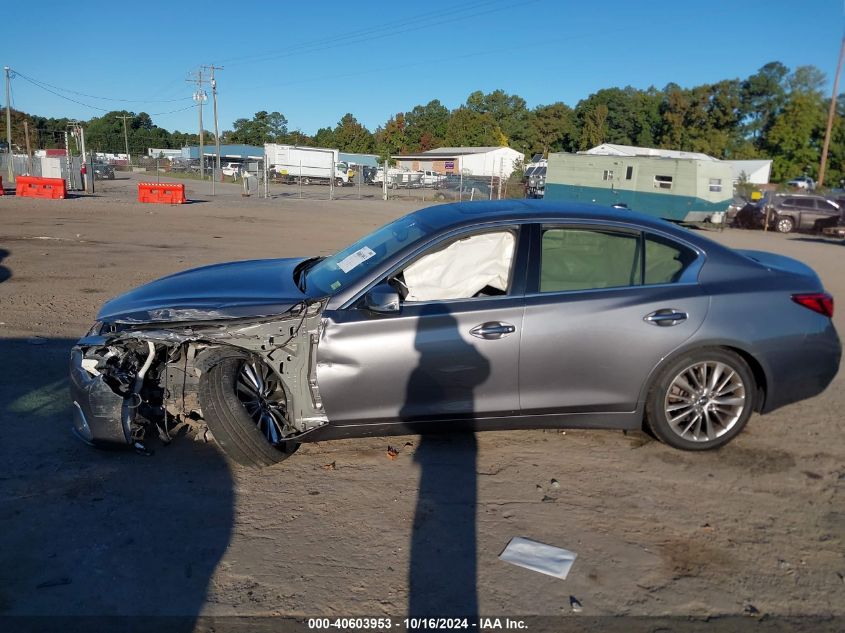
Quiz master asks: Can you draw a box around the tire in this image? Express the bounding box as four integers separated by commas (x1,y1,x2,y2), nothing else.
775,216,795,233
644,348,755,451
335,178,344,188
199,355,299,467
302,177,311,186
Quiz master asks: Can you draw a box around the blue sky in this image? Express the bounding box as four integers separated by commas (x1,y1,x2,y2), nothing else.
4,0,844,135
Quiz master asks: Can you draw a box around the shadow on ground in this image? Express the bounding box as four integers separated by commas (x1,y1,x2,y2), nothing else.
0,338,234,630
0,248,10,283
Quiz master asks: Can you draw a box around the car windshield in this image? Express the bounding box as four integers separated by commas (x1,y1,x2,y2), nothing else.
304,213,432,295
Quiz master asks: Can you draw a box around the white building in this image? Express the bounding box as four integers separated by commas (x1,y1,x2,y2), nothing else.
392,146,524,178
585,143,772,185
147,148,183,160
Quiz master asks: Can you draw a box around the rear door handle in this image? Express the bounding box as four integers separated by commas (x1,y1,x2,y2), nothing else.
470,321,516,339
644,309,688,327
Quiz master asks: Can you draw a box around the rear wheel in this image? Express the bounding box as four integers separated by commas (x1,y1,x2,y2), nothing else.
645,348,755,450
199,355,299,467
776,216,795,233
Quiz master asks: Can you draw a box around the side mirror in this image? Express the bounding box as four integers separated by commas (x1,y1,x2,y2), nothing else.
364,283,400,313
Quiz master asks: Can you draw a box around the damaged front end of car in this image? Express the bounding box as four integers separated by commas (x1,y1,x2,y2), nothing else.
69,299,329,455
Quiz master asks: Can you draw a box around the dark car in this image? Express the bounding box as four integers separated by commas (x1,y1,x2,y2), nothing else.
766,193,841,233
92,163,115,180
817,196,845,238
69,201,841,467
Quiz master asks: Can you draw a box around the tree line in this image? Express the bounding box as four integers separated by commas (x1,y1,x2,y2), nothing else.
3,61,843,184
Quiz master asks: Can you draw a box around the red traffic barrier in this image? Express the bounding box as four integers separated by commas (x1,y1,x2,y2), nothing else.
15,176,67,199
0,175,4,195
137,182,187,204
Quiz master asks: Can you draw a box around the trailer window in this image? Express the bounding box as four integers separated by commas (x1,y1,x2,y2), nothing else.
602,170,614,181
625,166,633,180
709,178,722,192
654,175,673,190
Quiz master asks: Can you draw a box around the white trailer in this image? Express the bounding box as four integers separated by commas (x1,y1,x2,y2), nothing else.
264,144,353,185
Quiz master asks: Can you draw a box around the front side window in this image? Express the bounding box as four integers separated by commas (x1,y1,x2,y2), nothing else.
396,231,516,302
654,175,673,190
540,228,641,293
795,199,815,209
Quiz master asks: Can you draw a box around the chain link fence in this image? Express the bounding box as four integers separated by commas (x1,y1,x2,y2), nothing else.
1,153,85,189
1,152,525,202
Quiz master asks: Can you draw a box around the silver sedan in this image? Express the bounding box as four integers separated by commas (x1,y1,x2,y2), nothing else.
70,201,841,466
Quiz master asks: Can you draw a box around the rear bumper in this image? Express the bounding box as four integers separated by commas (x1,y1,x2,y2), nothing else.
761,324,842,413
69,347,131,447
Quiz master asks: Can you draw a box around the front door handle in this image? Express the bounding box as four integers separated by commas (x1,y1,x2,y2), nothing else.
470,321,516,339
644,309,688,327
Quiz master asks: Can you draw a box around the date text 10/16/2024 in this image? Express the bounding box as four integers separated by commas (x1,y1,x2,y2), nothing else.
308,618,528,630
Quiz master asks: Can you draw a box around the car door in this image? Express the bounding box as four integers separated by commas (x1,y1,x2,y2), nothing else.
813,199,840,227
316,225,528,426
792,198,816,228
519,224,709,415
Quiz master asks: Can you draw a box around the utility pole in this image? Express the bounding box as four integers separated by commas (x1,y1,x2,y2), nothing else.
115,114,132,166
202,64,223,175
187,69,208,179
23,120,31,173
818,33,845,188
4,66,12,182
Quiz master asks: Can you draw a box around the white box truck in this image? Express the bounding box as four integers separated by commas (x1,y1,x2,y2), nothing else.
264,144,353,186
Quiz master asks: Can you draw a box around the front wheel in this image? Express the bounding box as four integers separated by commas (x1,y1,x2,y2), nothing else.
775,216,795,233
199,355,299,467
645,348,755,450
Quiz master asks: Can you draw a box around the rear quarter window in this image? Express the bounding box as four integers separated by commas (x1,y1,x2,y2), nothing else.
644,235,697,285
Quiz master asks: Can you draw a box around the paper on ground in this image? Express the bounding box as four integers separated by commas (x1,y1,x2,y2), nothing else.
499,537,577,579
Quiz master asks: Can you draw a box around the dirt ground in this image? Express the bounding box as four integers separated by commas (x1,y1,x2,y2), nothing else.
0,173,843,630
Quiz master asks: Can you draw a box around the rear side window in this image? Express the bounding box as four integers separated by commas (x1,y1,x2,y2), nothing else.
795,199,815,209
644,234,697,284
540,228,641,292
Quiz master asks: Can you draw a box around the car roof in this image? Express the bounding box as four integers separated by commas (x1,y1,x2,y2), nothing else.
415,199,701,241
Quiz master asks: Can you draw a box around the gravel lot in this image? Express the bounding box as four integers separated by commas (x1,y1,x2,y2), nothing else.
0,174,843,630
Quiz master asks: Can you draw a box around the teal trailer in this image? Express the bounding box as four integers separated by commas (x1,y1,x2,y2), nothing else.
544,153,733,222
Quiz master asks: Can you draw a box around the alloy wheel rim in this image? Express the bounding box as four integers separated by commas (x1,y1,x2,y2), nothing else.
235,360,289,445
664,361,746,442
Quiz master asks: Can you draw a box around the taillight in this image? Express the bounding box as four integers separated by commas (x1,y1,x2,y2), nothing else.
792,293,834,318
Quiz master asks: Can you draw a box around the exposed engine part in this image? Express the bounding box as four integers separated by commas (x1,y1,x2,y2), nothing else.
70,299,329,453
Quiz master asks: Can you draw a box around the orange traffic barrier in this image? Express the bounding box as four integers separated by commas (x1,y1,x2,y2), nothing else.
15,176,67,199
137,182,187,204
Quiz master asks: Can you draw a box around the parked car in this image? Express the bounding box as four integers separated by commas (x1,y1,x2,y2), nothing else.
69,201,840,466
765,193,841,233
817,195,845,238
92,163,115,180
221,162,243,177
786,176,816,190
421,170,446,187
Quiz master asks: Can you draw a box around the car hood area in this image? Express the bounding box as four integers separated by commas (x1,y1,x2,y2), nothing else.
97,257,309,323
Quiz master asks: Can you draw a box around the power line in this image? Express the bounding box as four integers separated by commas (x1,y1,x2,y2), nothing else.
11,70,191,103
221,0,522,67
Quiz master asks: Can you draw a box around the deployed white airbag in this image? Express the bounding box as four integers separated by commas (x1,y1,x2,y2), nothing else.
403,232,515,302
